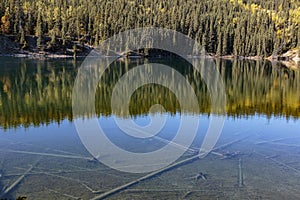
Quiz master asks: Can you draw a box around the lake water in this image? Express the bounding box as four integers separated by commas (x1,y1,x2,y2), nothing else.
0,57,299,199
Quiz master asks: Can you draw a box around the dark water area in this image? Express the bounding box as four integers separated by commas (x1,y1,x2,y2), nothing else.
0,57,299,199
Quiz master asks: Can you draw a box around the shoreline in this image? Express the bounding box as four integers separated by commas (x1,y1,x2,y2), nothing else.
1,34,298,66
0,49,299,69
0,52,291,60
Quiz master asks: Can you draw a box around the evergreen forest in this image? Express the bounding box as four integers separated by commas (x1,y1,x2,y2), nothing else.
0,0,300,57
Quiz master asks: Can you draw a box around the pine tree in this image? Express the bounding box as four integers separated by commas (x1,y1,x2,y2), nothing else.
36,5,42,48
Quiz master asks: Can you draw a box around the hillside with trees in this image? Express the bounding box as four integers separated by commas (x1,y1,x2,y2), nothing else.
0,0,299,57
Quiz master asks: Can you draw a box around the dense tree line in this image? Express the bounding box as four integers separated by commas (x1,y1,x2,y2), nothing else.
0,0,299,56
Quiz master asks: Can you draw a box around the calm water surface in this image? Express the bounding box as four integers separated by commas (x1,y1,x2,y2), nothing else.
0,57,299,199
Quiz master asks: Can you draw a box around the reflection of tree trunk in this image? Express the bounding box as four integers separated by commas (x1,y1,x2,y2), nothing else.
0,58,300,128
2,77,11,93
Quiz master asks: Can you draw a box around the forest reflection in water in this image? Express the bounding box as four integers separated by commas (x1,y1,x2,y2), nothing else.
0,57,299,129
0,57,300,200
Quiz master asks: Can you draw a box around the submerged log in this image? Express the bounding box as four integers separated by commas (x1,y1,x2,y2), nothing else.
0,149,93,160
1,159,40,197
238,158,244,187
255,151,300,174
91,137,247,200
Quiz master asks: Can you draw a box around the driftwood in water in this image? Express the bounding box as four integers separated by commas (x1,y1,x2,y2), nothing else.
91,137,247,200
47,188,81,200
255,141,300,148
269,142,300,148
14,166,96,193
1,159,40,197
90,154,201,200
183,191,193,199
185,172,207,183
255,151,300,174
0,149,93,160
124,125,198,154
4,167,108,178
211,151,241,160
255,136,300,146
238,158,244,187
0,160,3,179
265,154,278,159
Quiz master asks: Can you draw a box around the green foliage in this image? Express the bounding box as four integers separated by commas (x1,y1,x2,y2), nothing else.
0,8,10,34
0,0,299,56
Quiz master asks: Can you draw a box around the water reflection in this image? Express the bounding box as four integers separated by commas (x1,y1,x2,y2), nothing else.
0,57,299,129
0,57,300,199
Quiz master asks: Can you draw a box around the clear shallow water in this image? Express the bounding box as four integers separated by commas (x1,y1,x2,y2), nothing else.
0,57,299,199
